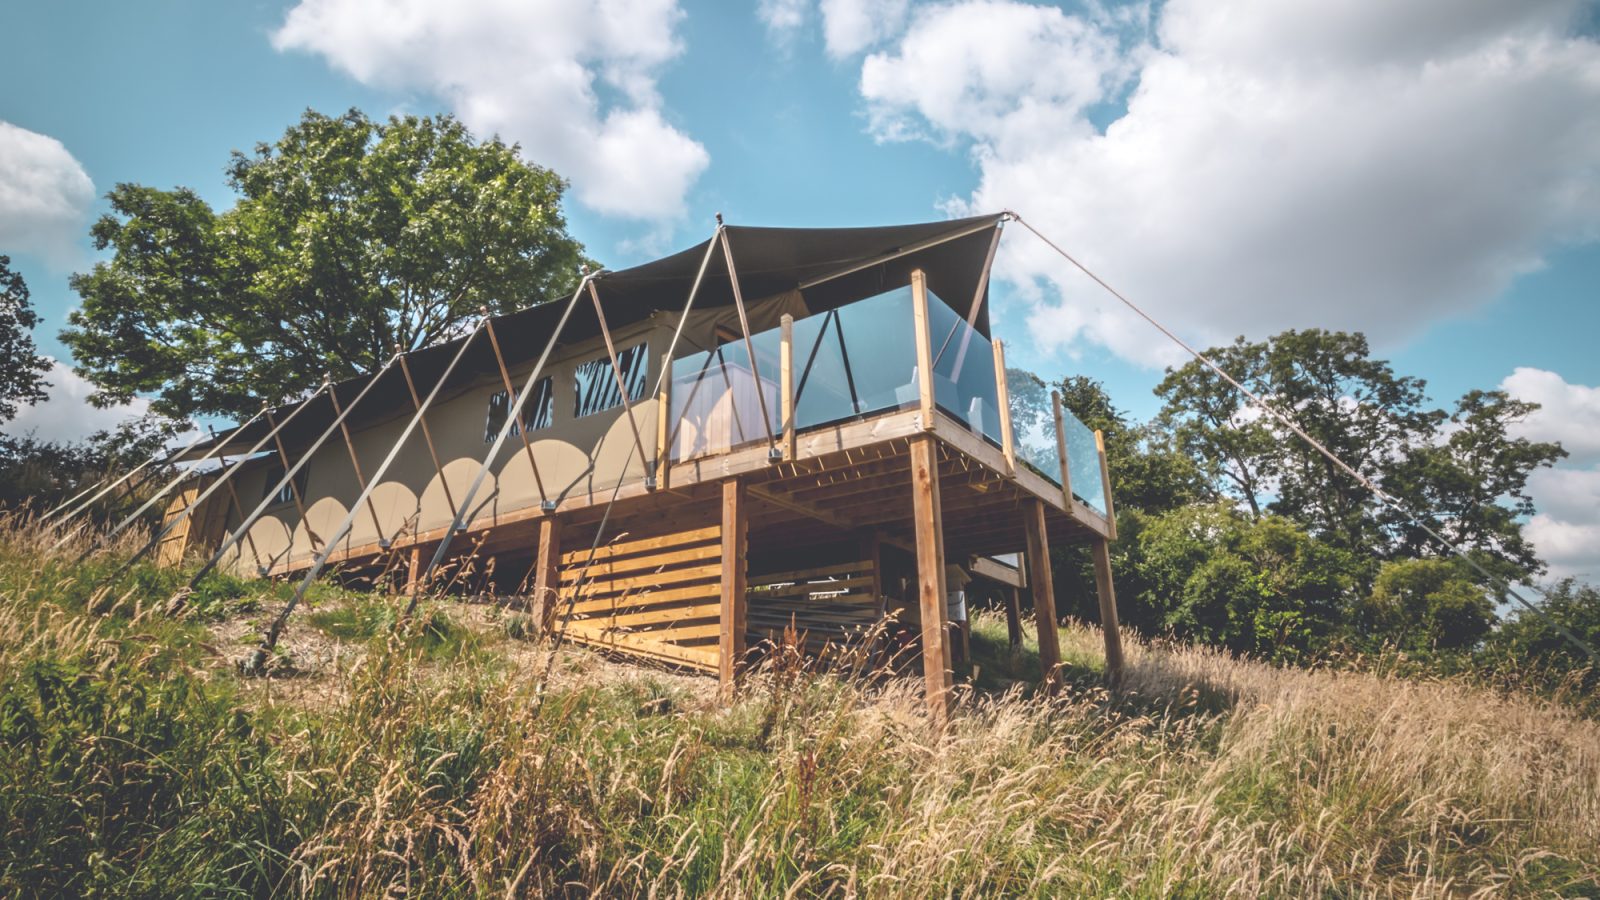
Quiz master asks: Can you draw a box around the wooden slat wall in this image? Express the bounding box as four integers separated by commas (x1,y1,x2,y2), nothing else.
747,560,883,652
555,524,722,670
155,478,228,568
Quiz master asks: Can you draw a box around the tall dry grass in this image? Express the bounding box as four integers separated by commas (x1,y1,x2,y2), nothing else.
0,511,1596,897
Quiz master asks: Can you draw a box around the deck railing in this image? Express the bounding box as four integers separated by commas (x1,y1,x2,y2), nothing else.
662,278,1113,522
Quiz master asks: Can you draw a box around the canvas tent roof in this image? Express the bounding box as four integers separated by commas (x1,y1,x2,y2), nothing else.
180,213,1005,460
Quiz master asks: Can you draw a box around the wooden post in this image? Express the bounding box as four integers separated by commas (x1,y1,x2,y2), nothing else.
406,545,422,594
398,353,459,519
656,368,672,489
993,339,1016,476
586,282,652,484
1004,586,1024,652
1023,499,1062,689
910,435,952,725
533,516,562,634
263,407,316,547
859,528,886,669
326,383,386,543
1095,429,1118,540
780,313,796,460
1052,390,1073,509
485,317,553,504
910,269,935,430
720,478,749,697
1091,538,1124,682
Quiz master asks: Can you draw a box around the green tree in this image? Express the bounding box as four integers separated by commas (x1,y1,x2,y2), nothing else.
1384,390,1564,579
1258,330,1441,556
1482,579,1600,710
1154,338,1278,517
0,255,50,424
1138,504,1355,662
1357,558,1496,653
64,109,590,419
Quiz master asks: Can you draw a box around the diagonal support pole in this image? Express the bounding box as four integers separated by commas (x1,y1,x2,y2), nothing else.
484,315,553,504
95,386,328,587
718,222,778,453
186,354,399,589
69,406,272,556
252,320,488,668
587,281,652,486
327,378,388,547
413,273,601,610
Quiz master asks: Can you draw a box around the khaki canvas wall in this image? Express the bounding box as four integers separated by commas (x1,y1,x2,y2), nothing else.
217,291,808,576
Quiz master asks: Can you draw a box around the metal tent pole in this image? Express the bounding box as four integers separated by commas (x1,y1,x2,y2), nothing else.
64,407,271,556
186,354,400,589
93,387,327,586
251,319,488,667
410,272,601,612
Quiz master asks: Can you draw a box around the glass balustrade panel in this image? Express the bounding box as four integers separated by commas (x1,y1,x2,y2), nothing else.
923,290,1003,449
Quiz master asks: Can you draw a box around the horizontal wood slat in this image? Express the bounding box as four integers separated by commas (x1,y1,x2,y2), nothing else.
560,525,719,566
558,542,720,584
749,577,874,599
562,584,722,616
561,620,719,670
749,560,873,585
559,562,720,599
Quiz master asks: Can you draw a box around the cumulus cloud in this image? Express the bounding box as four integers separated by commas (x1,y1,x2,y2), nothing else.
859,0,1600,366
758,0,812,46
3,360,151,445
821,0,910,58
0,122,94,269
1502,367,1600,582
759,0,911,58
272,0,709,221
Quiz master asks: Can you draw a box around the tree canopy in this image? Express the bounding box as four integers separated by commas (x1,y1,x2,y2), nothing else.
63,109,591,420
0,256,50,425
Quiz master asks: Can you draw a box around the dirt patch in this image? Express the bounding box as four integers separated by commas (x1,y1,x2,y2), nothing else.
204,594,717,710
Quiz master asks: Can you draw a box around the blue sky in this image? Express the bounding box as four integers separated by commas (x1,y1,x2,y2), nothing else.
2,0,1598,578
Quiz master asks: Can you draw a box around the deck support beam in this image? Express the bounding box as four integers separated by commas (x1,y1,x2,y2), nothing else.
719,478,748,697
911,434,952,726
1091,538,1124,682
533,516,562,635
1023,498,1062,690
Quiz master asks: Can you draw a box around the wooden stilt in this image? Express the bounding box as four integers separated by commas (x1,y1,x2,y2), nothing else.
406,545,421,594
911,435,951,725
533,516,562,635
1023,499,1062,689
1004,585,1024,652
1091,538,1124,682
719,478,748,697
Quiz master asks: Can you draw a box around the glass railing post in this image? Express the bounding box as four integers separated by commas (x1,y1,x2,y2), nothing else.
655,368,672,489
993,338,1016,475
1052,390,1074,510
779,314,796,460
1096,428,1118,539
910,269,936,429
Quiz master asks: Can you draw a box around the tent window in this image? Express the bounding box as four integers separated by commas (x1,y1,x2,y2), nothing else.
485,390,519,442
262,464,307,506
486,376,556,442
574,342,648,418
524,376,555,431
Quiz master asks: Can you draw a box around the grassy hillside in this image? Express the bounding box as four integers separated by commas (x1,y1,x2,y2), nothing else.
1,515,1596,897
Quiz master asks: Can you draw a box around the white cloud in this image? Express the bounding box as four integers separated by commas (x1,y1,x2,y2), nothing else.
822,0,910,58
859,0,1600,367
2,360,150,445
759,0,812,46
0,122,94,269
1502,367,1600,582
1501,366,1600,465
272,0,709,221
